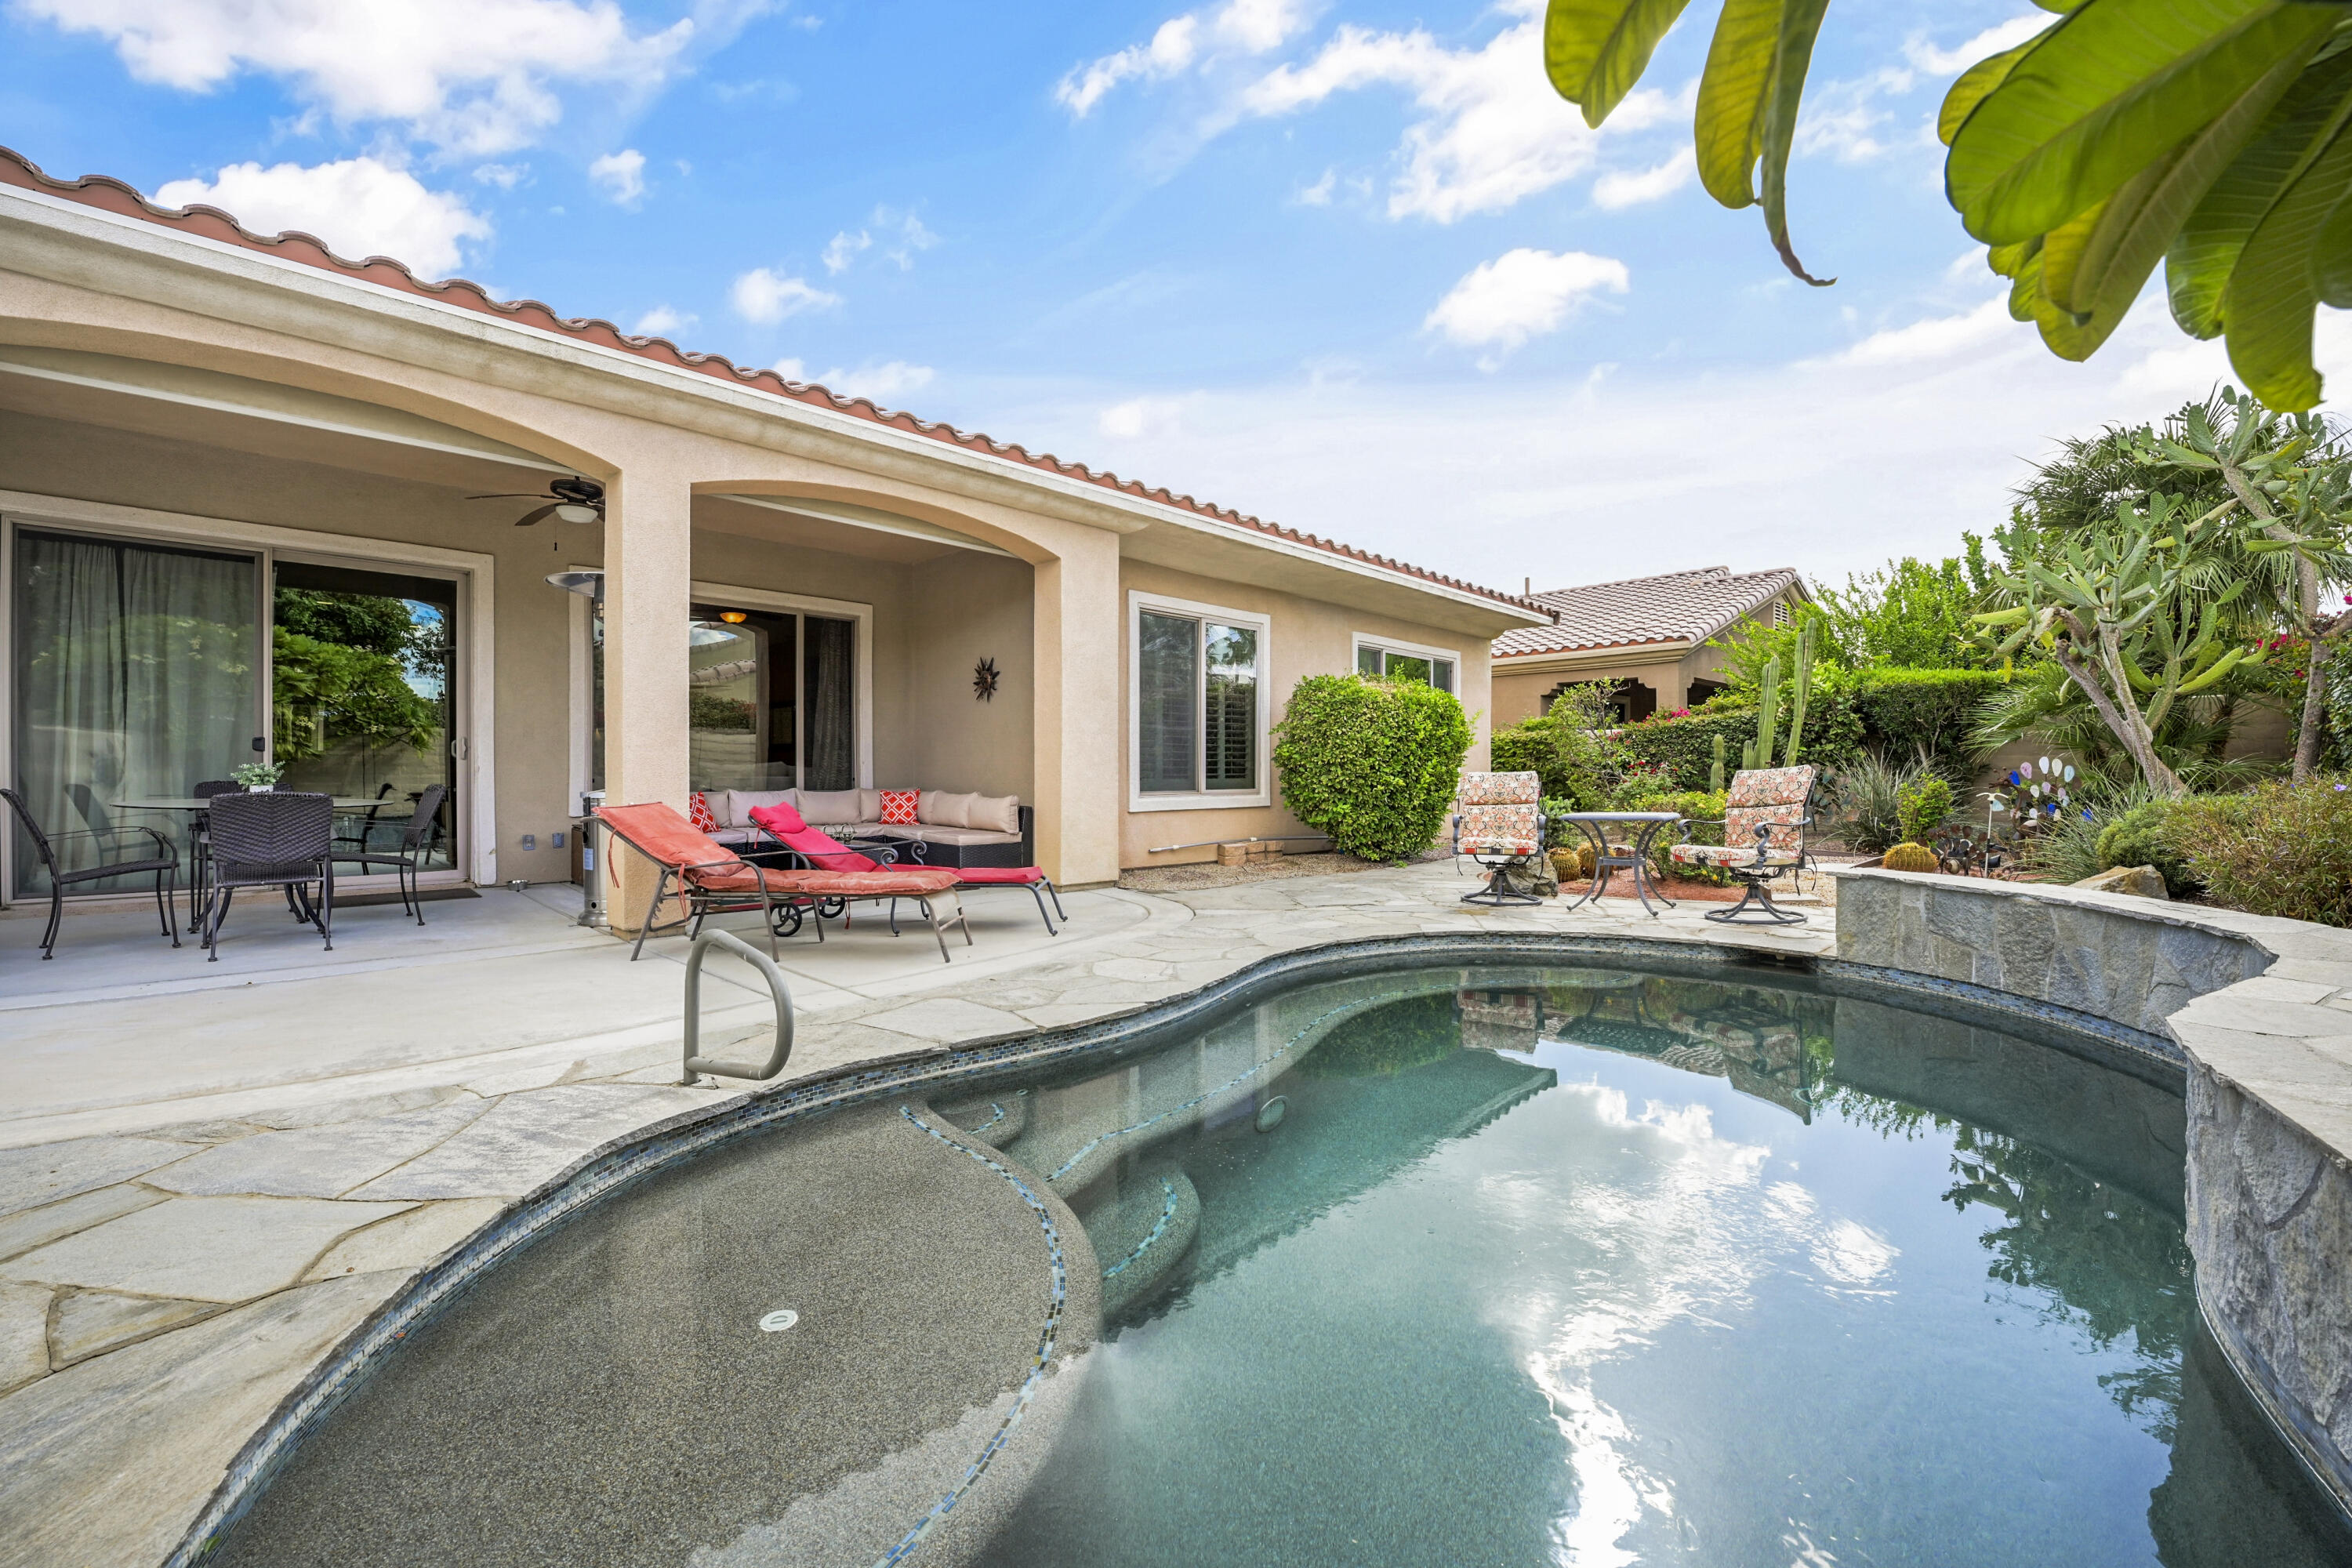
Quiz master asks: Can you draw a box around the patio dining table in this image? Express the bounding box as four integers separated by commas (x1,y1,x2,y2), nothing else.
114,795,390,931
1553,810,1683,918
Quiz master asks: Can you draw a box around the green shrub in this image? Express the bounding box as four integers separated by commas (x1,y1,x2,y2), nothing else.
1615,706,1761,789
2024,806,2111,884
2094,801,2204,896
1896,776,1954,843
1490,720,1570,802
1853,667,2007,777
2173,783,2352,925
1274,673,1472,862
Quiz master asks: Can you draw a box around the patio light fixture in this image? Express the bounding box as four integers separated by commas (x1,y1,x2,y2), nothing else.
552,502,602,524
719,610,748,623
546,570,604,599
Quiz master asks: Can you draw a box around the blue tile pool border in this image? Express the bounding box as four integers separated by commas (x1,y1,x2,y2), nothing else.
170,931,2181,1565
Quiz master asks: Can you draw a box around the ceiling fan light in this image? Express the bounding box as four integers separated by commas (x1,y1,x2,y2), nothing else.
719,610,749,624
554,503,601,524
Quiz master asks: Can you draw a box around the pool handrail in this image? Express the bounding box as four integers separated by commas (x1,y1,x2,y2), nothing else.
680,927,795,1085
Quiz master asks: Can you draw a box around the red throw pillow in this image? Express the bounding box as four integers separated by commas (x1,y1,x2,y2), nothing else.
688,792,719,834
878,789,919,826
749,800,808,835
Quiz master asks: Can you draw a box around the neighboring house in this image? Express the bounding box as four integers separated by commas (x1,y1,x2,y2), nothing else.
1490,566,1809,728
0,147,1553,925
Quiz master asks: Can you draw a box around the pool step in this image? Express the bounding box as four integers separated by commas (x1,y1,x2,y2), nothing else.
1081,1166,1200,1321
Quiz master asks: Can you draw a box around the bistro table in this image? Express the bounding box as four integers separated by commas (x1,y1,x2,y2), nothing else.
1553,810,1683,917
115,795,388,931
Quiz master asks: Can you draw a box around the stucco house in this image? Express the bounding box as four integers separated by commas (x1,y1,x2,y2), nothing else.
0,147,1552,933
1490,566,1809,728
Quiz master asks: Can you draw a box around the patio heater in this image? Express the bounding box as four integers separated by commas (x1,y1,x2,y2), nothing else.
549,571,608,928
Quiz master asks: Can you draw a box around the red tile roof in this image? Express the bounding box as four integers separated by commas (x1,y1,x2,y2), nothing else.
0,146,1551,620
1494,566,1802,659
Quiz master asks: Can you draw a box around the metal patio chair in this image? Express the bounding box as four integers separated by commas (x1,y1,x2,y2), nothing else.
331,783,447,924
201,790,336,961
1453,771,1548,906
1,786,179,960
1668,764,1818,924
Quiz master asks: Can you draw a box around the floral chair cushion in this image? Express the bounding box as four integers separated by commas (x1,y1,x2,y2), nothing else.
1722,764,1816,848
1458,803,1541,857
1457,771,1541,807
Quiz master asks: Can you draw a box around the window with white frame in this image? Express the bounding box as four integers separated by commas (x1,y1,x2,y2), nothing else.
1354,637,1457,693
1132,595,1268,803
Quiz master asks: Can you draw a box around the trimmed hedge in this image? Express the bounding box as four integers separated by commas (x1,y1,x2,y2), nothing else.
1491,720,1574,804
1274,673,1472,861
1853,666,2008,771
1616,694,1862,790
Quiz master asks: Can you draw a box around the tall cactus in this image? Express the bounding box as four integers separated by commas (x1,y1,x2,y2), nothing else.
1753,654,1780,772
1782,615,1814,767
1708,734,1726,793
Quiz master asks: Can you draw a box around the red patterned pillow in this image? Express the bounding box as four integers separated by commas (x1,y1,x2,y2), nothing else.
688,791,720,834
878,789,920,826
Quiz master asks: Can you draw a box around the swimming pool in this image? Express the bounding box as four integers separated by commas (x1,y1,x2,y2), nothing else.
210,956,2352,1566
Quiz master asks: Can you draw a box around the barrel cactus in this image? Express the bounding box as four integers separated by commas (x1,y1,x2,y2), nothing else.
1883,841,1940,873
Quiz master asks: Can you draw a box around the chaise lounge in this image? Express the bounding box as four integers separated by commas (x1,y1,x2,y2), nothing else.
692,786,1033,869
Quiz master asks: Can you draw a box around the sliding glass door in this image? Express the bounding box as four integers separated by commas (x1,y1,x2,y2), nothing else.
9,528,262,898
271,560,459,874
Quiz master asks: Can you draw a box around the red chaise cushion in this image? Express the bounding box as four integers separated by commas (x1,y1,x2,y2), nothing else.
748,804,880,872
955,866,1047,884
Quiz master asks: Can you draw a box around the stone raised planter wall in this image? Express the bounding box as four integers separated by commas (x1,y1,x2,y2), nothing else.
1833,867,2352,1512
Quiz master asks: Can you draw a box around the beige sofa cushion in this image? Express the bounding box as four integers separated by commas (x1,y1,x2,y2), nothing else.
798,788,866,826
919,790,977,828
859,788,883,822
967,793,1021,834
721,789,796,828
904,825,1022,847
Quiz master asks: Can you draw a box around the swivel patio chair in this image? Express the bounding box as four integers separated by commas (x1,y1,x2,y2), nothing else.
1453,771,1548,906
1668,764,1817,925
1,786,179,959
330,783,446,924
201,790,336,960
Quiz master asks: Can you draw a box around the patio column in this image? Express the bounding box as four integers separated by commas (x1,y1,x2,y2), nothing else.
603,459,693,935
1032,533,1122,886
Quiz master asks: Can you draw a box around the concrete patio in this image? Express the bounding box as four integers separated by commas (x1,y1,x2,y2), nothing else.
0,861,1835,1568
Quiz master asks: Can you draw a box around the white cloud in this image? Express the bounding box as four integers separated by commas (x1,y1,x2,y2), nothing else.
1821,295,2018,367
1057,16,1200,116
1098,394,1192,439
1238,16,1657,223
1294,167,1336,205
828,360,936,403
1592,147,1693,210
20,0,696,156
822,207,936,273
1425,249,1629,365
473,162,526,190
1906,12,2053,78
629,304,695,338
1054,0,1312,116
728,267,840,325
587,147,645,205
822,229,870,274
154,156,491,277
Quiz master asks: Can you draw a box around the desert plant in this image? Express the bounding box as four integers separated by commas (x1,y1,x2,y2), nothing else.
2173,782,2352,925
2095,800,2205,896
2021,804,2111,885
1882,842,1940,873
1708,734,1726,793
1782,615,1815,765
1274,674,1472,862
1827,753,1929,855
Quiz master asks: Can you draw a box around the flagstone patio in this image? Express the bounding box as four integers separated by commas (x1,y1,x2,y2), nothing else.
0,861,1834,1568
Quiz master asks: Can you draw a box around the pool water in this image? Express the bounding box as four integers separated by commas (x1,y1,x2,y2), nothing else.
216,962,2352,1567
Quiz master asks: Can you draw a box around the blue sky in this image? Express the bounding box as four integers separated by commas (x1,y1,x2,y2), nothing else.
8,0,2341,596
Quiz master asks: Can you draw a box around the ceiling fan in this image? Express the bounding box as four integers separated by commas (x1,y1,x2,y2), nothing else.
466,475,604,526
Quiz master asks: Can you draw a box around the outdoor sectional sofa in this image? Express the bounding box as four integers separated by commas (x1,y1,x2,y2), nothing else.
694,787,1033,869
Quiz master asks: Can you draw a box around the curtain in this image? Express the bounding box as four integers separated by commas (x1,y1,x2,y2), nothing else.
11,531,256,898
803,615,856,790
1138,611,1199,793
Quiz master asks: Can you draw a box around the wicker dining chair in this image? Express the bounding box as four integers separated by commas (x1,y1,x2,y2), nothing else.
186,779,242,933
201,791,336,960
332,783,446,924
1,786,179,959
